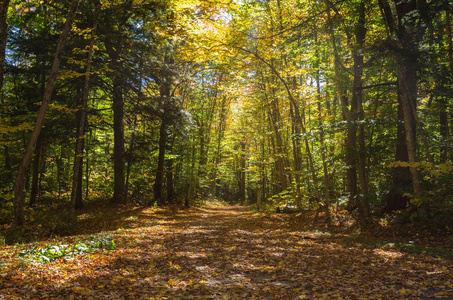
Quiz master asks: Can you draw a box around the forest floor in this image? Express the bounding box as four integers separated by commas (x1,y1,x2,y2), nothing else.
1,201,453,299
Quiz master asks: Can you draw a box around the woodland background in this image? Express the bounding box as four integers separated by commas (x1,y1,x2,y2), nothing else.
0,0,453,236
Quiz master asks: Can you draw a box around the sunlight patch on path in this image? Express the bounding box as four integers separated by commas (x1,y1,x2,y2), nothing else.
1,205,452,299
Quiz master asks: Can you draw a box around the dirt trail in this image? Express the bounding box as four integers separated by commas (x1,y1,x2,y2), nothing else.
2,205,452,299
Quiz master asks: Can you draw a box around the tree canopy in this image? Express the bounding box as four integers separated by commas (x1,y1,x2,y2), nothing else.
0,0,452,228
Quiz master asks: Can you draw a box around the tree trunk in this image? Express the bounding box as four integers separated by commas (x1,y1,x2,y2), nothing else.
212,98,227,197
186,135,196,207
314,32,331,205
70,2,98,218
29,137,42,206
394,0,427,199
352,0,368,215
397,55,421,198
384,94,412,212
166,137,175,204
13,0,80,226
290,101,302,208
269,94,287,193
326,3,358,208
440,6,452,162
238,141,246,204
166,158,174,204
0,0,10,91
154,118,167,206
75,153,83,208
111,74,125,203
125,115,137,198
103,28,126,205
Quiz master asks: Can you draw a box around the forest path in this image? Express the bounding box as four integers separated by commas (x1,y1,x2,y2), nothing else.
2,204,453,299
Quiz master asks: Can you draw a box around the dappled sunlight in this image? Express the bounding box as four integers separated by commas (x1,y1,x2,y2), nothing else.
1,205,452,299
373,248,404,260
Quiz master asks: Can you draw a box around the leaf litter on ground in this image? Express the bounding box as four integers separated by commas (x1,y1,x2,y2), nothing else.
1,202,452,299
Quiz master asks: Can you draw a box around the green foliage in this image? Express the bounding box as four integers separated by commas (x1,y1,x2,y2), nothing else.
388,161,453,223
18,235,116,263
1,0,452,229
347,236,453,259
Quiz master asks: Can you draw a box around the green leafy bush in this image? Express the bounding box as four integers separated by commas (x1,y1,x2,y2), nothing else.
18,235,116,263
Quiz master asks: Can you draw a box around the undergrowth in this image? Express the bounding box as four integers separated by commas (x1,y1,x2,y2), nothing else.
18,234,116,263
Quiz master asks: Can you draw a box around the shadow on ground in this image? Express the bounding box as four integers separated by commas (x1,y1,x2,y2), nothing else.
2,204,453,299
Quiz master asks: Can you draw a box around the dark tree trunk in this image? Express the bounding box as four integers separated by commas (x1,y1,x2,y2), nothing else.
238,141,246,204
0,0,10,91
166,160,174,204
440,6,452,162
378,0,428,210
154,119,167,206
186,135,196,207
351,0,368,216
29,138,42,206
154,65,172,206
314,32,330,206
125,116,137,198
70,2,98,218
166,138,175,204
103,20,126,205
325,2,356,205
111,74,125,203
344,94,358,210
13,0,80,226
439,102,450,163
384,93,412,212
290,101,302,208
393,0,427,199
397,54,421,198
75,153,83,209
267,95,287,193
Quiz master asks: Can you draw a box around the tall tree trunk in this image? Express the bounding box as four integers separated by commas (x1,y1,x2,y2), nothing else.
13,0,80,226
29,137,42,206
70,2,98,218
186,135,196,207
271,105,287,192
352,0,368,215
154,118,167,206
290,101,302,208
326,3,358,207
379,0,428,207
440,6,452,162
166,137,175,204
212,98,227,197
104,29,125,204
345,54,358,211
0,0,9,91
1,0,11,187
384,94,412,211
125,115,137,198
111,74,125,203
314,31,331,205
259,69,287,194
85,128,92,200
397,55,421,198
238,140,246,204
